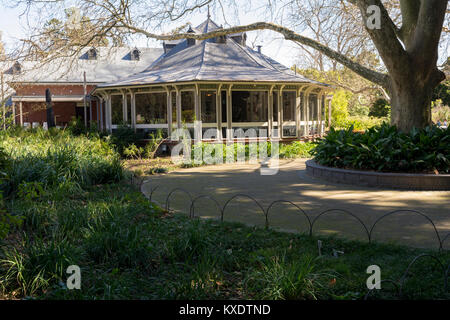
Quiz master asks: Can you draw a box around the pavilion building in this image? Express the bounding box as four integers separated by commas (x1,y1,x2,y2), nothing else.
93,18,332,142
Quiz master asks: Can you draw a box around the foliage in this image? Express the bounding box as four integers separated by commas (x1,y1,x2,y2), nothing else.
333,116,389,131
0,193,23,240
1,182,449,299
0,127,123,196
330,90,350,126
0,129,448,299
432,80,450,106
369,99,391,118
279,141,315,159
109,126,164,159
245,253,331,300
183,141,315,166
144,130,165,159
313,124,450,173
123,143,145,159
108,125,144,157
431,100,450,123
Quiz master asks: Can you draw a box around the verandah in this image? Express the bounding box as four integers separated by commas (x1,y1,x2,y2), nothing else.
98,83,330,141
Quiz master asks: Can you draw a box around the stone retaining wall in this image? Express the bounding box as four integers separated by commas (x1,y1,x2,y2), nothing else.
305,160,450,191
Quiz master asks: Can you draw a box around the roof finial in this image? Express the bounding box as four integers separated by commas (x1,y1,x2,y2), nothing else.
207,4,211,19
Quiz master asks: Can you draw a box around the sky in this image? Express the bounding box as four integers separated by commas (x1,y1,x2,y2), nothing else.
0,1,447,69
0,1,299,67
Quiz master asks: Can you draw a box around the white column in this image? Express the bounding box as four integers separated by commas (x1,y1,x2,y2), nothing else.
194,85,201,142
176,88,181,130
305,92,310,137
296,88,302,139
12,102,16,125
277,88,283,138
268,85,275,139
216,84,222,141
106,94,112,132
317,94,321,136
328,98,332,129
227,86,232,141
19,101,23,126
166,89,172,138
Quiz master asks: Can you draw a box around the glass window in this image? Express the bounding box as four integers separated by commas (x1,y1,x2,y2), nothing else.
283,92,296,122
273,92,278,122
135,92,167,124
232,91,268,123
181,91,195,123
221,91,227,123
201,91,216,123
309,94,318,121
126,95,131,124
111,95,123,125
171,92,177,127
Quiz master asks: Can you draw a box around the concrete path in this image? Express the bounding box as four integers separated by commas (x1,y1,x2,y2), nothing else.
141,158,450,249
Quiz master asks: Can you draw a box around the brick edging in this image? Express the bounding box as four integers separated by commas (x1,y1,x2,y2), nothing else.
305,160,450,191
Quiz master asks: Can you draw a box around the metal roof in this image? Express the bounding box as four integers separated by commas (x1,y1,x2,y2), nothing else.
98,19,328,88
5,47,163,84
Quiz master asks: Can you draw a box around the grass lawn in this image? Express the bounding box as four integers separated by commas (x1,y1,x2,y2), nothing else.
1,128,448,300
1,182,449,300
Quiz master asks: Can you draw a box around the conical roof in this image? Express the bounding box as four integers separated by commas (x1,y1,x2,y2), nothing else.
98,19,328,88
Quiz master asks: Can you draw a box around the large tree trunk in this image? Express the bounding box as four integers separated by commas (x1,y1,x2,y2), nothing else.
389,67,445,131
355,0,448,132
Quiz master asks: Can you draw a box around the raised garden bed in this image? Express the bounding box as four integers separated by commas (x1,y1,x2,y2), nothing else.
306,160,450,190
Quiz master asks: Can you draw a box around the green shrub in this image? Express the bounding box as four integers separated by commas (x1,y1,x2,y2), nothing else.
313,124,450,173
108,125,144,157
245,253,330,300
331,90,350,126
333,116,389,131
185,141,314,166
432,101,450,123
0,193,23,240
0,237,80,296
0,127,123,195
369,99,391,118
279,141,315,158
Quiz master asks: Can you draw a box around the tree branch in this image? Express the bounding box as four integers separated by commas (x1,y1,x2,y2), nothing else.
116,20,389,87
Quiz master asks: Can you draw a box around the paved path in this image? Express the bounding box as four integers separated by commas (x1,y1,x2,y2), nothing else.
141,158,450,249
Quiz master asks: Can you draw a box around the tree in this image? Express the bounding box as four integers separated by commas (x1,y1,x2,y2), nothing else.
7,0,450,131
26,7,111,59
0,31,5,60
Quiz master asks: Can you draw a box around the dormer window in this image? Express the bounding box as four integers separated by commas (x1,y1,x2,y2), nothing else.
12,61,21,75
187,26,196,46
216,35,226,44
87,47,97,60
131,48,140,61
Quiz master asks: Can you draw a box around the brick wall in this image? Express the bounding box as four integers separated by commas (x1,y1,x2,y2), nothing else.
13,84,101,127
15,100,100,127
12,84,97,96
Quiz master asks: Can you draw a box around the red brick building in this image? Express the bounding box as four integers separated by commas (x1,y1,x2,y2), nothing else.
6,47,163,129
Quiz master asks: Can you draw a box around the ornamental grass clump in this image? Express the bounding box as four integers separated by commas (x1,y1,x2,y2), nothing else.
313,124,449,173
0,127,123,195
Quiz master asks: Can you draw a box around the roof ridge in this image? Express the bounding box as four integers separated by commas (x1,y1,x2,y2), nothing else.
194,41,208,80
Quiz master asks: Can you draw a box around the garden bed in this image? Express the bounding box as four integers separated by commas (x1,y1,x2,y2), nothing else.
306,160,450,190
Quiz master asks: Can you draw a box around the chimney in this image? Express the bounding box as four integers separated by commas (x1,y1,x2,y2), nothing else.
257,45,262,54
